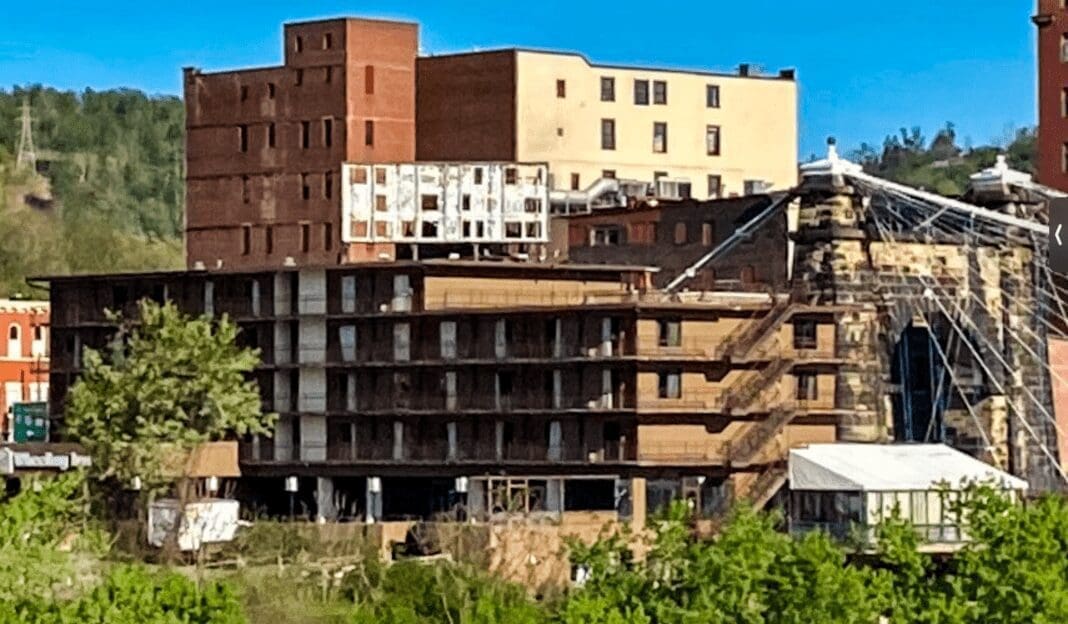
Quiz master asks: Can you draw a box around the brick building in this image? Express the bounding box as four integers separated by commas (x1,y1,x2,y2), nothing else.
0,299,49,438
1034,1,1068,191
183,18,418,270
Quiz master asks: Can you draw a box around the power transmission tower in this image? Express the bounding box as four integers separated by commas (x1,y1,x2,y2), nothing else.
15,98,37,172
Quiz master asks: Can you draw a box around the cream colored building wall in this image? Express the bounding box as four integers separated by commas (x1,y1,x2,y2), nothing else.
423,275,629,309
513,51,798,198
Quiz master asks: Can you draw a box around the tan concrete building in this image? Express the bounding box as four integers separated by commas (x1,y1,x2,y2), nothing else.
418,49,798,205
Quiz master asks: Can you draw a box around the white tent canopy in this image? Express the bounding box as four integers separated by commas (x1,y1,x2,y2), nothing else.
789,443,1028,492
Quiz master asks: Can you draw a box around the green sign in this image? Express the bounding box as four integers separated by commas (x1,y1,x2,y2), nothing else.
12,402,48,443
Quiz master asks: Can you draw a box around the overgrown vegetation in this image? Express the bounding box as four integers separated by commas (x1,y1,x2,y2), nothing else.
0,86,184,298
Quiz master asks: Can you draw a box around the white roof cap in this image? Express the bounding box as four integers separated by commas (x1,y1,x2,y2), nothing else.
789,443,1028,492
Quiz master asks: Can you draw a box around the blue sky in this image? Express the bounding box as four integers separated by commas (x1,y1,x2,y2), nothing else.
0,1,1036,158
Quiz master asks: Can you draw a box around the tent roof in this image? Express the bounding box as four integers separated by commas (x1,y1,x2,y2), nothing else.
789,443,1028,492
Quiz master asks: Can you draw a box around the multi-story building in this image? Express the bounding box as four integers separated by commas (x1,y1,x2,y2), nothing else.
42,263,841,523
183,17,419,270
0,299,49,438
417,49,798,209
1034,1,1068,191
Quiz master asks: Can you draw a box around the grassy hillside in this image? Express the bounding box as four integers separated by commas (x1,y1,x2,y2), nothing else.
0,87,184,298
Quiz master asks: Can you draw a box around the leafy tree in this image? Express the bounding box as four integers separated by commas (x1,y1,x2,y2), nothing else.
64,299,275,497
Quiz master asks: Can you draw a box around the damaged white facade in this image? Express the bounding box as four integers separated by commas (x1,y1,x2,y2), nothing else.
341,162,550,245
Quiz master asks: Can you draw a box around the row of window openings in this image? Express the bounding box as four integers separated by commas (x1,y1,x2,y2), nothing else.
240,172,334,203
240,65,375,101
353,219,541,240
293,32,334,52
598,120,719,155
352,165,517,187
656,319,819,349
240,223,331,256
5,324,46,358
238,118,375,152
557,77,721,108
656,371,818,400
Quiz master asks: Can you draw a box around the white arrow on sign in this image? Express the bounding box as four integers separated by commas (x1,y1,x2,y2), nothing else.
1058,224,1064,246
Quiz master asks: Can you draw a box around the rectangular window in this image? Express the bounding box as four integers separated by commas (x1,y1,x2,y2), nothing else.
556,79,566,98
375,195,387,212
295,68,303,86
658,319,681,347
702,222,714,246
707,174,722,198
365,65,375,94
1062,33,1068,62
474,167,484,184
706,84,720,108
240,85,249,101
300,223,310,253
322,32,332,49
324,171,333,199
241,224,251,255
462,194,471,211
241,175,250,203
634,79,649,105
796,373,818,401
794,320,818,349
421,194,439,211
365,120,374,146
301,173,310,200
267,82,276,99
706,125,721,156
570,173,580,191
375,167,386,184
653,122,667,153
1063,87,1068,117
601,118,616,150
323,118,333,147
505,167,517,185
674,222,687,245
653,80,667,104
602,169,616,179
591,225,622,246
324,66,333,83
238,125,248,152
268,123,276,148
301,121,310,149
600,76,615,101
323,223,333,251
265,225,274,254
744,180,767,195
658,371,681,399
295,35,303,52
524,198,542,213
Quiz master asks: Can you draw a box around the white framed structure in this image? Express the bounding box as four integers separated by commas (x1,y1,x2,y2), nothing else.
341,162,550,245
788,444,1027,550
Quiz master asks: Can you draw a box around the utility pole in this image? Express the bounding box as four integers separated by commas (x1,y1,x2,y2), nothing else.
15,98,37,172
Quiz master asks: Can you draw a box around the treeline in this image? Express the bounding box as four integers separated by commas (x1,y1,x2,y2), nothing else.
0,86,184,298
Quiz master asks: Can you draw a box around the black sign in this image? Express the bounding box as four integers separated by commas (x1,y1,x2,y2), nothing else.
1051,198,1068,275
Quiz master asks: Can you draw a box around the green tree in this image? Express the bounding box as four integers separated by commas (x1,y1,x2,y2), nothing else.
64,299,275,496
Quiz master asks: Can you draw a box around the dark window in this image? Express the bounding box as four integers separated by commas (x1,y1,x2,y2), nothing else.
325,66,333,84
674,222,687,245
241,224,251,255
1063,87,1068,117
323,118,333,147
706,125,721,156
601,118,615,150
653,122,667,153
505,168,517,185
602,169,616,179
796,373,818,401
653,80,667,104
301,121,310,149
301,173,310,200
295,68,303,86
658,319,681,347
421,194,439,211
600,76,615,101
241,175,250,203
324,223,333,251
295,35,303,52
706,84,720,108
592,226,622,246
634,79,649,105
365,65,375,94
702,222,714,246
267,82,276,98
570,173,580,191
794,320,818,349
322,33,332,49
268,123,276,148
239,85,249,101
324,171,333,199
300,223,310,253
707,174,722,198
474,167,484,184
365,120,374,146
556,79,566,98
658,371,681,399
557,127,564,137
238,125,248,152
462,194,471,211
265,226,274,254
741,265,756,283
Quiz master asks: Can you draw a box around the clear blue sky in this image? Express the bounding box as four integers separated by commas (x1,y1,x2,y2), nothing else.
0,1,1036,158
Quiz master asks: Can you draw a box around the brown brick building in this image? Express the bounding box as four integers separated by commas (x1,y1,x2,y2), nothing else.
1035,2,1068,191
183,18,418,270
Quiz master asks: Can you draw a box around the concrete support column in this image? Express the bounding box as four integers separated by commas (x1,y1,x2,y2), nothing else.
546,478,564,515
365,476,383,524
468,479,486,520
629,477,647,531
316,477,337,522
